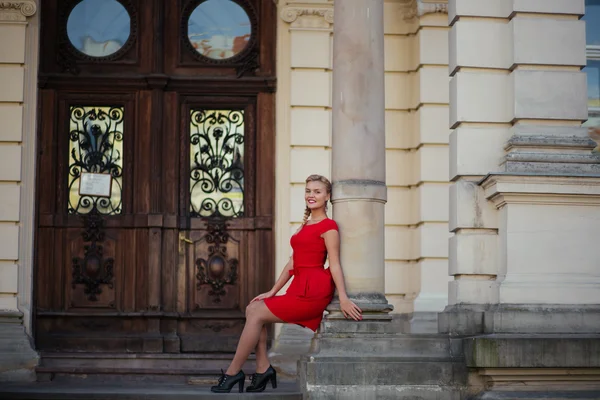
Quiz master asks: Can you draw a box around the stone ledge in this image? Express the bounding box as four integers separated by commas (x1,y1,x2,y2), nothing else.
439,304,600,335
464,334,600,368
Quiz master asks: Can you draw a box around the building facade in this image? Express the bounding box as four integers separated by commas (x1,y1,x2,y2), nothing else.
0,0,599,397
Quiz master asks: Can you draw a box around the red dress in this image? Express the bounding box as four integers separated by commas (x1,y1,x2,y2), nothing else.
264,218,338,332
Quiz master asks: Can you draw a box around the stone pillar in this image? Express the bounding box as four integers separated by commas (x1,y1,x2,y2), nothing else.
329,0,393,319
0,0,40,382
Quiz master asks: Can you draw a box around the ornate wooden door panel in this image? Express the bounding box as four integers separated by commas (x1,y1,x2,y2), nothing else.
35,0,276,356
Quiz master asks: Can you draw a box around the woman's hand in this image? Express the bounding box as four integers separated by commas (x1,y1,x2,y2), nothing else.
340,297,362,321
250,290,276,303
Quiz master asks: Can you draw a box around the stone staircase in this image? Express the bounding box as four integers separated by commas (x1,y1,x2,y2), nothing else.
298,318,469,399
0,312,39,382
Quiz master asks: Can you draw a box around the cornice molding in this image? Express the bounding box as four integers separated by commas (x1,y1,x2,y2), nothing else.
280,6,333,24
400,0,448,20
279,1,447,25
0,1,37,22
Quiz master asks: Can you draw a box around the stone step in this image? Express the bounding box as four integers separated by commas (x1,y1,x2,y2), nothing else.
0,381,302,400
301,358,468,386
36,352,260,383
302,384,466,400
316,334,463,359
473,391,600,400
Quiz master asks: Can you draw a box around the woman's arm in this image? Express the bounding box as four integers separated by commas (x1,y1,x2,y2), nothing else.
323,230,362,321
270,256,294,294
250,255,294,303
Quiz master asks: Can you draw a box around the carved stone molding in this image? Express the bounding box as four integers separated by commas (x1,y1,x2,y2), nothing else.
0,1,37,22
280,1,446,25
280,6,333,24
398,0,448,21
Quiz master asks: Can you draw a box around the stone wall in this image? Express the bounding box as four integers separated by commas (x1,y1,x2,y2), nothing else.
0,0,40,382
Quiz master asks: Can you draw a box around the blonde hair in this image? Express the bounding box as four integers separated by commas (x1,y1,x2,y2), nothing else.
302,174,332,225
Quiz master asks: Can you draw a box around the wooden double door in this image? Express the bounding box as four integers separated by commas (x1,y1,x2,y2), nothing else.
34,0,276,354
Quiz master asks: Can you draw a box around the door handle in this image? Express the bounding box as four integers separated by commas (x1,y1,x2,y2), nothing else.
179,233,193,254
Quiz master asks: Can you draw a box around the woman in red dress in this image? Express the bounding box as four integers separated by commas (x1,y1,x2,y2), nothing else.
211,174,362,393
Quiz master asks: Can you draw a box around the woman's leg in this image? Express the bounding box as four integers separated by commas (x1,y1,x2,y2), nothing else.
254,326,270,373
226,301,281,375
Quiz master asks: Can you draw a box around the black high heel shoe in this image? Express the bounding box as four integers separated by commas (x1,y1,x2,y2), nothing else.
210,369,245,393
246,365,277,392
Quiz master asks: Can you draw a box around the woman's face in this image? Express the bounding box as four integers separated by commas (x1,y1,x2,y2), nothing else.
305,180,329,211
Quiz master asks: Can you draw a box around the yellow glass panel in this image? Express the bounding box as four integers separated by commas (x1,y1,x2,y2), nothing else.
189,109,244,218
68,106,124,215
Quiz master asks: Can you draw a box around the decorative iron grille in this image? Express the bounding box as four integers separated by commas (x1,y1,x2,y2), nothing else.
189,109,245,218
68,106,124,215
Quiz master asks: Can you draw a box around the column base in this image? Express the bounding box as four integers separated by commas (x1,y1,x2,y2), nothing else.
299,317,468,399
325,292,393,321
0,311,39,382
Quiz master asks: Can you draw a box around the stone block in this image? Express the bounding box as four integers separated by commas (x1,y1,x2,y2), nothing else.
290,107,331,147
0,145,21,181
384,1,418,35
291,70,330,107
0,184,19,221
290,184,306,223
414,259,451,313
386,149,413,186
0,224,19,260
0,24,26,64
384,226,415,260
419,27,449,66
417,145,449,183
384,34,414,72
496,202,600,304
0,66,24,102
483,305,600,334
450,127,509,179
417,105,450,145
301,357,466,386
291,30,331,69
416,183,449,222
416,223,449,259
448,279,499,305
512,0,585,16
0,263,17,293
449,232,498,275
438,304,487,334
511,18,586,67
385,187,413,225
450,20,511,73
419,66,449,104
449,180,498,231
450,72,512,128
0,105,23,142
385,110,415,149
385,72,413,110
385,261,420,294
0,296,17,311
464,334,600,368
289,147,330,183
512,70,588,121
449,0,512,23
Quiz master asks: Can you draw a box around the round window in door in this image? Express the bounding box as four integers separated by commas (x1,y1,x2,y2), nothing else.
185,0,256,62
66,0,134,60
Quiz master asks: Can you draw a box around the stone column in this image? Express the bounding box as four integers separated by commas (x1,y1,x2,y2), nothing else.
329,0,393,319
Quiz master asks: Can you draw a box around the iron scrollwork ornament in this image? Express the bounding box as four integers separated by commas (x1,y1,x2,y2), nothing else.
72,209,115,302
68,106,124,215
196,220,238,303
189,109,245,218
